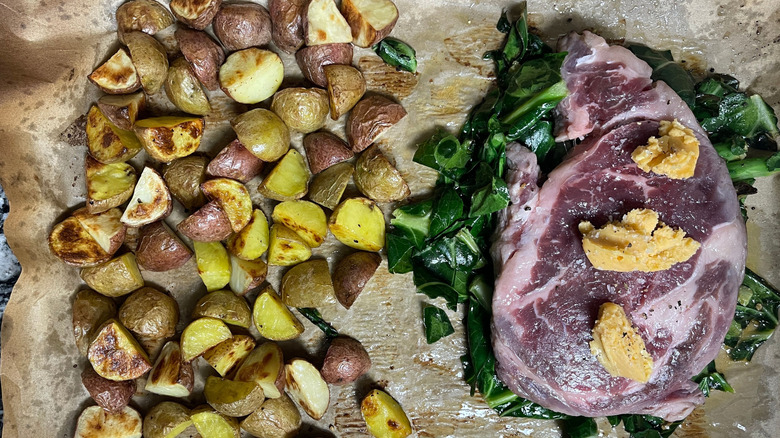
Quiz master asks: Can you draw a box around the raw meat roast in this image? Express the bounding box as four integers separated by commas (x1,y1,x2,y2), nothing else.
491,31,746,421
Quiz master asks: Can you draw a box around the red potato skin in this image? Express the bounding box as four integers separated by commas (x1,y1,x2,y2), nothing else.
268,0,306,53
170,0,222,30
320,336,371,385
303,131,354,174
341,0,398,48
175,28,226,90
347,94,408,152
206,139,264,183
177,200,233,242
81,366,137,413
333,251,381,308
214,3,272,51
135,221,192,272
295,43,353,87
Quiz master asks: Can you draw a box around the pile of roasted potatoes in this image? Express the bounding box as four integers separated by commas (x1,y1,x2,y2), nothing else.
50,0,418,436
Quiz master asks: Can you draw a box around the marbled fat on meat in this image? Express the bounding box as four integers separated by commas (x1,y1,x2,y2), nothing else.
491,31,746,421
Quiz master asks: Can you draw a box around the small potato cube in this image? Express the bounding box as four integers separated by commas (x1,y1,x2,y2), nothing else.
192,289,252,328
170,0,221,30
162,155,208,210
361,389,413,438
207,139,264,183
116,0,175,37
308,161,354,210
240,394,301,438
118,286,179,340
97,92,145,131
180,317,233,362
231,108,290,162
85,155,137,214
347,94,407,153
321,336,371,384
72,207,127,256
88,319,152,381
134,116,205,163
229,254,268,296
88,48,142,94
296,43,353,88
226,208,269,260
177,200,233,242
354,145,410,202
80,253,144,297
135,221,192,272
258,149,310,202
145,341,195,398
73,289,117,356
235,341,286,398
267,223,311,266
191,407,241,438
201,178,253,233
324,64,366,120
271,87,329,134
123,31,169,95
202,334,255,377
76,406,142,438
333,251,381,309
252,286,304,341
175,27,225,91
305,0,353,46
121,167,173,227
49,216,109,267
86,105,143,164
281,259,335,308
341,0,399,48
269,0,306,54
303,131,354,174
165,57,211,116
328,197,385,251
194,241,231,291
220,48,284,104
143,402,192,438
272,200,327,248
214,3,272,52
285,358,330,420
81,366,137,413
204,375,265,417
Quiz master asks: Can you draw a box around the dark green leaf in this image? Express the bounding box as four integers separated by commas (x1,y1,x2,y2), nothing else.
469,176,510,217
696,74,740,98
713,136,748,162
518,120,556,161
412,268,461,310
500,80,568,126
468,275,492,311
701,93,780,142
385,229,415,274
724,268,780,361
413,130,472,180
505,52,567,99
692,361,733,397
562,417,598,438
390,200,433,248
373,38,417,72
726,153,780,182
628,44,695,107
495,11,511,33
429,188,465,237
504,101,558,141
422,305,455,344
298,308,339,339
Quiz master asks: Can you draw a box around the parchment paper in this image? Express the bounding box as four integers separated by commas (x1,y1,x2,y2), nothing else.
1,0,779,437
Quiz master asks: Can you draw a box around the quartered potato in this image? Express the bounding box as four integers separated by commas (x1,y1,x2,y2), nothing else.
235,341,286,398
49,213,112,267
180,317,233,362
116,0,174,37
252,286,304,341
134,116,204,163
231,108,290,162
193,289,252,328
75,405,142,438
303,131,354,174
86,105,143,164
204,375,265,417
207,139,264,183
191,407,241,438
165,57,211,116
267,223,311,266
80,253,144,297
201,178,252,232
241,394,301,438
333,251,381,309
320,336,372,384
85,155,136,214
81,366,137,413
123,31,168,95
145,342,195,398
220,48,284,104
88,318,152,381
214,3,272,51
202,334,255,377
72,289,117,356
285,358,330,420
162,155,208,210
305,0,353,46
170,0,221,30
229,255,268,296
119,286,179,340
324,64,366,120
296,43,353,88
143,401,193,438
361,389,413,438
271,87,329,134
121,167,172,227
177,200,233,242
88,48,142,94
226,208,269,260
97,92,145,131
308,161,354,210
328,197,385,251
175,27,225,91
72,207,127,255
194,241,231,292
135,220,192,272
269,0,306,53
341,0,399,47
258,149,310,202
272,200,327,248
281,259,335,308
354,145,410,202
347,94,407,152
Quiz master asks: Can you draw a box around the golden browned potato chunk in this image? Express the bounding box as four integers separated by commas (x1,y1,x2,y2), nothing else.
329,197,385,251
281,259,335,308
86,105,143,164
347,94,407,152
88,48,142,94
206,139,264,183
177,200,233,242
191,407,241,438
272,200,327,248
123,31,169,95
285,358,330,420
241,394,301,438
308,161,354,210
162,155,208,210
231,108,290,162
81,366,137,413
220,48,284,104
97,92,145,131
267,223,311,266
361,389,412,438
80,253,144,298
257,149,310,202
175,27,225,90
170,0,221,30
194,241,231,291
234,341,286,398
201,178,253,232
252,286,304,341
75,406,142,438
303,131,354,174
268,0,306,53
119,286,179,340
145,342,194,398
192,289,252,328
134,116,204,163
116,0,174,37
49,214,112,267
202,334,255,377
143,401,193,438
72,289,117,356
296,43,353,88
213,3,272,51
341,0,399,47
204,375,265,417
85,155,136,214
165,57,211,116
354,145,410,202
271,88,330,134
72,207,128,256
88,318,152,381
324,64,366,120
304,0,352,46
226,208,269,260
229,255,267,296
135,220,192,272
180,317,233,362
333,251,381,309
321,336,371,384
121,167,172,227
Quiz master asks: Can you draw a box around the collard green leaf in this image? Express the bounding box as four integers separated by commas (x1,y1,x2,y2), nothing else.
386,229,415,274
518,120,556,161
505,52,567,99
413,130,472,180
373,37,417,73
692,361,733,397
298,308,339,339
469,176,510,217
700,92,780,145
413,268,461,310
562,417,598,438
429,188,465,237
724,268,780,361
628,44,695,107
726,153,780,182
423,305,455,344
390,200,433,248
500,80,568,126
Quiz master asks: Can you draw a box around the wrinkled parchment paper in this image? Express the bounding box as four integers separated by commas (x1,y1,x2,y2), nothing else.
1,0,779,436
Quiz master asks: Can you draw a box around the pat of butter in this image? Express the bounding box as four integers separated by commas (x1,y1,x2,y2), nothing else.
590,302,654,383
631,119,699,179
579,208,700,272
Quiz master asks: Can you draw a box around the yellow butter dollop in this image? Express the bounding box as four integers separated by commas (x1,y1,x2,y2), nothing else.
590,302,654,383
579,208,700,272
631,119,699,179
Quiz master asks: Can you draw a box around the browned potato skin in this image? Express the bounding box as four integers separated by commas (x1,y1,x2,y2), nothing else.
303,131,354,174
214,3,272,51
97,92,146,131
177,200,233,242
308,161,353,210
268,0,306,54
347,94,408,152
119,287,179,340
320,336,371,385
207,139,264,183
324,64,366,120
175,28,226,90
116,0,174,38
271,88,330,134
295,43,353,87
333,251,380,309
73,289,117,356
354,145,410,202
123,31,169,95
170,0,222,30
135,221,192,272
49,216,111,267
240,394,301,438
163,155,208,210
81,366,137,413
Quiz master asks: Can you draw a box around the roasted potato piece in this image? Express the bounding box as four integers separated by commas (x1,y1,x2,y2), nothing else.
207,139,264,183
214,3,272,51
88,48,142,94
75,406,142,438
281,259,334,308
72,207,127,256
85,155,136,214
49,217,110,267
177,200,232,242
175,28,225,90
333,251,380,309
201,178,253,232
165,57,211,116
268,0,306,53
121,167,172,227
361,389,413,438
134,116,204,163
285,358,330,420
97,92,145,131
329,197,385,251
143,402,193,438
116,0,174,37
194,241,231,291
191,407,241,438
296,43,353,88
252,286,304,341
347,95,407,152
235,342,286,398
80,253,144,297
341,0,399,47
229,254,268,296
204,375,265,417
181,317,233,362
220,48,284,104
321,336,371,384
258,149,310,201
88,318,152,380
232,108,290,162
119,287,179,339
226,208,269,260
193,289,252,328
202,334,255,376
271,88,329,134
267,223,311,266
305,0,352,46
123,31,168,94
170,0,221,29
73,289,117,356
272,200,327,248
145,341,195,398
163,155,208,210
241,394,301,438
354,145,410,202
82,366,137,413
308,161,353,210
135,221,192,272
303,131,354,174
324,64,366,120
86,105,143,164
